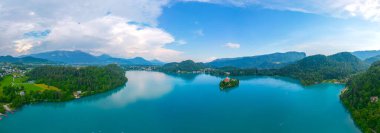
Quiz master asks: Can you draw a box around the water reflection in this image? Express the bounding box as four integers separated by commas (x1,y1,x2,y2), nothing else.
31,71,175,109
33,71,306,109
244,77,304,91
95,71,174,108
26,85,126,109
165,73,199,82
219,87,238,92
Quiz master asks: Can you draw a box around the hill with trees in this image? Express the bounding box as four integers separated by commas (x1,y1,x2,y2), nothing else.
0,64,127,110
341,61,380,132
159,60,207,73
277,52,368,85
207,52,306,69
27,64,128,97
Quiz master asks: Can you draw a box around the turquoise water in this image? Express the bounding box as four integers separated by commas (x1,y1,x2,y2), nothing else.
0,71,360,133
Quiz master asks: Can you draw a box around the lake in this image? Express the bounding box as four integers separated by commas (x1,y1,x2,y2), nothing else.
0,71,360,133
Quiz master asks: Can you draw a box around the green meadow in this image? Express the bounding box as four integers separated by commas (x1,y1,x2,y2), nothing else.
0,75,60,97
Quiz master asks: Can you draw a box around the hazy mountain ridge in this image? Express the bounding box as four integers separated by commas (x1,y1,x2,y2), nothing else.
351,50,380,60
365,55,380,64
207,51,306,69
26,50,165,65
0,56,52,64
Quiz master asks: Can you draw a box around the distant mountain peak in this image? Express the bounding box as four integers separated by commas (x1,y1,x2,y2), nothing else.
97,54,112,59
132,57,145,60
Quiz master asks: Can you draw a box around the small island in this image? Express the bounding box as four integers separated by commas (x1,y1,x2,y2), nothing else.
219,77,239,89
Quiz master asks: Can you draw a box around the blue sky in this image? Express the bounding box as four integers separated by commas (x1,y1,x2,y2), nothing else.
158,2,380,61
0,0,380,62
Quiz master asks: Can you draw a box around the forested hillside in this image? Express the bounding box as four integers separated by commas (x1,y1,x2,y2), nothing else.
278,52,368,85
208,52,306,69
341,61,380,132
0,64,127,111
27,64,128,95
160,60,206,73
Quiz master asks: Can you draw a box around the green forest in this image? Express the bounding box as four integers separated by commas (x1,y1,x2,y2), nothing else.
0,64,127,112
341,61,380,132
277,52,368,85
27,64,127,96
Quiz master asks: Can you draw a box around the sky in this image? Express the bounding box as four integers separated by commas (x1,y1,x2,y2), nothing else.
0,0,380,62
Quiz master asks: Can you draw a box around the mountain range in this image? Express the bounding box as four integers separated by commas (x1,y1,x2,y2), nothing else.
207,52,306,69
2,49,380,67
26,50,165,65
0,56,52,64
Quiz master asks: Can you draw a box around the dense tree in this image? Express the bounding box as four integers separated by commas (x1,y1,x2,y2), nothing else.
0,103,5,113
0,64,127,111
219,78,239,89
341,61,380,132
277,52,369,85
159,60,207,73
27,64,128,97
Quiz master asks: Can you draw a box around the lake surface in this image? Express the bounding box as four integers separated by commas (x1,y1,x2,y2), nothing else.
0,71,360,133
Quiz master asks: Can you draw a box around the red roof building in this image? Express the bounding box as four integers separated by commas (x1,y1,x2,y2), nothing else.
224,77,230,82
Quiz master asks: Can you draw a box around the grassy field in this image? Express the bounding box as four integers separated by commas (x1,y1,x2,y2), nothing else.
34,84,60,91
0,75,60,97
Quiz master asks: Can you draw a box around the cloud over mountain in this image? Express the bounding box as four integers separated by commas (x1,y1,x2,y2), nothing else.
0,0,181,61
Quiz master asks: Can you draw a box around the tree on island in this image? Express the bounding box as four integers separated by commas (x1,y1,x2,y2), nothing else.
219,77,239,89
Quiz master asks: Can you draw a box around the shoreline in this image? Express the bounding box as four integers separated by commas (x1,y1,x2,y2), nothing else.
0,82,127,119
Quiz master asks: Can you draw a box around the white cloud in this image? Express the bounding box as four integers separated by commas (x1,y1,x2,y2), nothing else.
183,0,380,22
343,0,380,22
14,39,35,53
43,16,181,61
224,42,240,49
0,0,184,61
